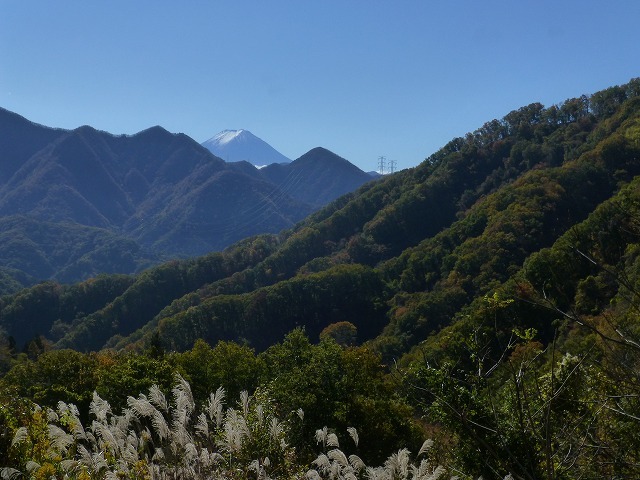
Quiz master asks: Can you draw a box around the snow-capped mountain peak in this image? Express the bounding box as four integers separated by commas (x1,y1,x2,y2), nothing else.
202,129,291,167
208,129,246,146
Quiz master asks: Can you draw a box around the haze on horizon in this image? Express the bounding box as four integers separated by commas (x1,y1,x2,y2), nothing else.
1,1,639,172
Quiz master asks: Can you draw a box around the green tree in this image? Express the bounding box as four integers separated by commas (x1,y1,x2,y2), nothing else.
176,338,264,404
1,349,98,412
319,321,358,346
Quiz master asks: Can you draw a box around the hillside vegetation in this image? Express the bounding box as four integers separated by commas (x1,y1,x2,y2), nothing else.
2,78,640,478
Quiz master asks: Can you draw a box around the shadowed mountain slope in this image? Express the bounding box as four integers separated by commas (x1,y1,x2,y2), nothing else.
260,147,375,207
0,109,371,292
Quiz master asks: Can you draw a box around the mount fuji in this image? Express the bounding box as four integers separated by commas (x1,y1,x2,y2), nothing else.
201,129,291,167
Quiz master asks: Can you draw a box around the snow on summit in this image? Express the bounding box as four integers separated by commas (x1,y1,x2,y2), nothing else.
202,129,291,167
209,129,246,146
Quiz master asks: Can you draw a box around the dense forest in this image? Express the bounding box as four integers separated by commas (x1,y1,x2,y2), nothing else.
2,78,640,478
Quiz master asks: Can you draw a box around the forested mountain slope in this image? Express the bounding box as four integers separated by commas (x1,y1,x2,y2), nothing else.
2,79,639,357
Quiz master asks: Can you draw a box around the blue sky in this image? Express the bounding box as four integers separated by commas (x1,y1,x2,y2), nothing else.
1,1,639,172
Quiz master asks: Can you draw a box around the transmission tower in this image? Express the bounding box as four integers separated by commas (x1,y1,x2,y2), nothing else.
377,156,386,175
388,159,397,174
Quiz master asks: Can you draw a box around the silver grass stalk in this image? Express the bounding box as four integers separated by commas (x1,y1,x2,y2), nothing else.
195,412,209,438
149,384,169,412
69,402,80,419
347,427,359,447
327,433,339,448
365,466,386,480
46,407,58,423
385,448,411,479
184,442,198,461
249,459,260,473
411,460,436,480
171,405,187,433
115,459,133,477
150,463,161,479
57,400,70,415
329,460,342,479
206,386,226,427
214,403,224,429
127,394,156,419
126,431,139,451
60,459,79,477
117,408,135,433
108,415,129,447
108,409,133,449
25,461,40,473
69,416,88,442
218,409,248,453
60,459,78,473
312,453,331,473
10,426,28,448
399,448,411,479
138,427,152,453
152,447,165,462
0,468,23,480
104,471,118,480
411,459,430,480
240,390,250,417
258,465,268,480
327,448,349,467
172,374,195,416
199,448,213,467
77,444,93,467
297,408,305,421
48,423,74,453
85,430,97,450
426,464,446,480
121,443,139,464
315,426,328,448
90,451,108,473
152,408,170,441
418,439,434,457
210,451,225,464
269,417,283,443
171,414,194,450
348,454,365,472
91,420,118,455
89,391,112,423
173,389,193,424
306,469,322,480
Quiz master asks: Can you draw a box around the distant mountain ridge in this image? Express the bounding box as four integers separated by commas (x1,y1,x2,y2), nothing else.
261,147,374,207
201,129,291,166
0,108,373,292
